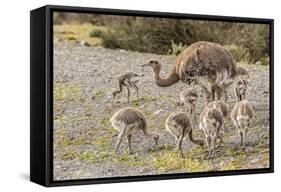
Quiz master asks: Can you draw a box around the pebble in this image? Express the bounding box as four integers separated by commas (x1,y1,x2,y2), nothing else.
81,41,91,47
153,109,167,115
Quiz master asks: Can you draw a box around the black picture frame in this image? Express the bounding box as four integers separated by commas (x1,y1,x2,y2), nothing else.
30,4,274,187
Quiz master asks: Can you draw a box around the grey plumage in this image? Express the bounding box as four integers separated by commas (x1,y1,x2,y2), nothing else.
110,107,159,154
179,87,198,116
112,72,140,103
234,78,248,102
165,112,204,157
207,100,228,118
199,107,224,159
231,100,254,148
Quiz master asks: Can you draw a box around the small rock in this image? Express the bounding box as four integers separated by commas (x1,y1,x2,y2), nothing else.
140,167,150,173
81,41,91,47
153,109,166,115
139,105,145,108
255,61,262,65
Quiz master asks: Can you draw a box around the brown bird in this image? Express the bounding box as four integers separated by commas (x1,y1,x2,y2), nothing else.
142,41,237,103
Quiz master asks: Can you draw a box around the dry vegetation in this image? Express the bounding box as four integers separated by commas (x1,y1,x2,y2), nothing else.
54,12,270,64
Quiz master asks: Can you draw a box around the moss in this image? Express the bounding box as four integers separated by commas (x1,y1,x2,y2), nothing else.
131,100,140,107
159,93,178,105
148,144,174,153
60,151,79,160
57,137,93,147
114,154,146,167
92,89,105,98
54,83,82,101
141,94,157,102
79,151,111,163
94,128,115,149
54,114,65,121
54,128,98,148
94,135,111,149
152,150,213,172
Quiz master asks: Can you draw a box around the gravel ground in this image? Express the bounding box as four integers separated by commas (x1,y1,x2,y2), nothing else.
53,41,270,181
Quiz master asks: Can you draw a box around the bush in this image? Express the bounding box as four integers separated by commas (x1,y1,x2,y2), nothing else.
100,16,269,63
54,12,270,63
89,28,103,38
224,44,250,63
260,56,270,65
168,40,187,55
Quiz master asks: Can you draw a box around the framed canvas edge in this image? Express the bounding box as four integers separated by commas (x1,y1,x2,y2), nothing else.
37,4,274,187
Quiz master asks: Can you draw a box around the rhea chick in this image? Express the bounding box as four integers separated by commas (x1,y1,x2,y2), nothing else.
110,107,159,154
207,100,228,118
231,100,254,149
179,86,198,116
112,72,140,103
165,112,204,157
234,77,248,102
199,105,224,159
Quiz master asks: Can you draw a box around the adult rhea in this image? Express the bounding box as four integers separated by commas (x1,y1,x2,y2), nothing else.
142,41,237,102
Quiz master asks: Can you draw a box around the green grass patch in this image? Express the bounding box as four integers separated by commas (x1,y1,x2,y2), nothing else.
152,150,213,172
54,113,65,121
54,83,82,101
141,94,157,102
131,100,140,107
79,151,111,163
54,128,97,148
114,153,146,167
92,88,105,98
60,151,79,160
159,93,178,105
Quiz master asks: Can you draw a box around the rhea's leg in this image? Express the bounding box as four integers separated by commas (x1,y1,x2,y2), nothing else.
206,136,212,159
190,102,195,116
176,137,184,158
127,134,132,154
202,86,212,104
224,84,229,102
211,85,216,101
132,83,139,101
216,86,224,101
242,130,246,149
216,133,223,149
211,136,217,158
126,87,130,103
188,103,193,116
115,133,125,155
